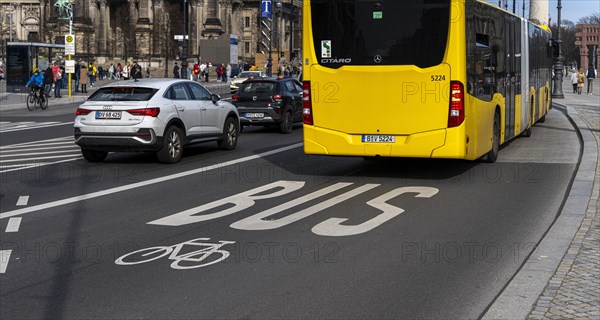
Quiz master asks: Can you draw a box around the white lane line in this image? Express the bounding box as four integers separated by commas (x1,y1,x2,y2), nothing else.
16,196,29,206
0,137,73,149
1,149,80,157
0,157,82,174
0,250,11,273
5,217,22,232
0,122,74,133
0,154,82,163
0,143,303,219
0,145,77,152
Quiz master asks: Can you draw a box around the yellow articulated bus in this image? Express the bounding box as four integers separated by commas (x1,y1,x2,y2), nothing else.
302,0,553,162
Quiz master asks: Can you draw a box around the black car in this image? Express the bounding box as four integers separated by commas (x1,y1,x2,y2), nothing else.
232,77,303,133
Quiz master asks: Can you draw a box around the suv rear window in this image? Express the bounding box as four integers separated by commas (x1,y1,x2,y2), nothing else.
238,82,278,96
311,0,450,68
88,87,158,101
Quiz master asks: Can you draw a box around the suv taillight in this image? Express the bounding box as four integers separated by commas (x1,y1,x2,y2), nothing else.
303,81,313,125
273,94,283,102
76,108,92,116
448,81,465,128
232,94,239,101
128,108,160,117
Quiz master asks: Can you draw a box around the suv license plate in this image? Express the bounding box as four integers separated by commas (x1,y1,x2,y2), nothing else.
245,112,264,119
96,111,122,119
362,135,395,143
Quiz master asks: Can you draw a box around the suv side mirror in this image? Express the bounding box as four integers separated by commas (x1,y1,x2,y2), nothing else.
211,93,221,104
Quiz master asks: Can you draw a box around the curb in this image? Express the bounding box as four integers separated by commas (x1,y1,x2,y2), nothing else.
482,103,598,319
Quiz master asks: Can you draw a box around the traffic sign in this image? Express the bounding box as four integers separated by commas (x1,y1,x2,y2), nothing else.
261,0,272,18
174,35,189,40
65,34,75,55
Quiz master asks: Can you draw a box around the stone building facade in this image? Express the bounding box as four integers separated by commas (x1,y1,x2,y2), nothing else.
0,0,301,66
575,24,600,71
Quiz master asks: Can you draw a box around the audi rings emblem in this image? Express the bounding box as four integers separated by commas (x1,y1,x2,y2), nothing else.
103,106,113,110
374,55,382,63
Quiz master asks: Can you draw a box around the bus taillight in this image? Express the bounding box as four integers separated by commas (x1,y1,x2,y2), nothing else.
303,81,313,125
448,81,465,128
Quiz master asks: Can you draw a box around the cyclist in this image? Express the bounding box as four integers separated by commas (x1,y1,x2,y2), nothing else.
26,69,46,103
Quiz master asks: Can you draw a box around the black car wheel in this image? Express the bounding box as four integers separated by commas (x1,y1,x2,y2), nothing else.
279,111,293,134
218,117,239,150
157,125,183,163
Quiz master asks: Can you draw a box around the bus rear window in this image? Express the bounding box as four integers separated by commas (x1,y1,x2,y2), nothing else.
310,0,450,68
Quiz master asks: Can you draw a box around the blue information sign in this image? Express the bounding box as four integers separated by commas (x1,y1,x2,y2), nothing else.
261,0,272,18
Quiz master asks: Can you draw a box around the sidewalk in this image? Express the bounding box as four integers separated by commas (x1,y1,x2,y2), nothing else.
0,77,232,112
484,79,600,319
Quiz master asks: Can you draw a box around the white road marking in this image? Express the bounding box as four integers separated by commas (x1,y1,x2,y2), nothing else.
0,122,74,133
0,158,83,174
0,143,303,220
5,217,22,233
0,250,11,273
16,196,29,206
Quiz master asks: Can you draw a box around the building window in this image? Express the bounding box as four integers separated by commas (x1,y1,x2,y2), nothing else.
245,42,250,53
244,17,250,28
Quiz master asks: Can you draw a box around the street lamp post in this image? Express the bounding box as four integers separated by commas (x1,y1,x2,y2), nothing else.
288,0,293,67
552,0,565,98
181,0,188,79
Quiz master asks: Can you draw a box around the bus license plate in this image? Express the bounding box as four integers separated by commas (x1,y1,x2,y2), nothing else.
96,111,122,119
362,135,395,143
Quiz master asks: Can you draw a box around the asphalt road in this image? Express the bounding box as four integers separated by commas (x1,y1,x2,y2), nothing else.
0,104,580,319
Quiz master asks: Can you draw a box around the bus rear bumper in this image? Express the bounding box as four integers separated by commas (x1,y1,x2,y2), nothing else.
303,125,467,159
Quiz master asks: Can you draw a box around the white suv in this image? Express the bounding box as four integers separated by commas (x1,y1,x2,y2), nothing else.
74,79,240,163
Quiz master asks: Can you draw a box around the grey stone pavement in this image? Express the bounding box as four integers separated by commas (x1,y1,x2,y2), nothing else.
0,76,598,320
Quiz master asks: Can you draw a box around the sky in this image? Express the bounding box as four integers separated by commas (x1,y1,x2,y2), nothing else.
485,0,600,24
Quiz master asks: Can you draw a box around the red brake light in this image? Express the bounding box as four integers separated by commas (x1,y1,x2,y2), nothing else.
448,81,465,128
128,108,160,117
273,94,283,101
302,81,313,125
76,108,92,116
232,94,239,101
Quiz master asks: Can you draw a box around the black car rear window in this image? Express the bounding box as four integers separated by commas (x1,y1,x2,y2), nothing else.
311,0,451,68
88,87,158,101
238,82,278,96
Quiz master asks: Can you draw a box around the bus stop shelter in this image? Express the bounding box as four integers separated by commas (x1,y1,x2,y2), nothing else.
5,42,66,92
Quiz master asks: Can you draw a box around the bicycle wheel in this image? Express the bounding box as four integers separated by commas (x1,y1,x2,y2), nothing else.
114,246,173,265
26,93,36,111
40,95,48,110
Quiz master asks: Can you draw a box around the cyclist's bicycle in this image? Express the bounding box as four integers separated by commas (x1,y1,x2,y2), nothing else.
27,85,48,111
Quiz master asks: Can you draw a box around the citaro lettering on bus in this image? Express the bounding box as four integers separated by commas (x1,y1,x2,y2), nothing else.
320,58,352,64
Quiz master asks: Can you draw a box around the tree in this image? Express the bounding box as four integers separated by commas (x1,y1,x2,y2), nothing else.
578,13,600,24
551,20,579,69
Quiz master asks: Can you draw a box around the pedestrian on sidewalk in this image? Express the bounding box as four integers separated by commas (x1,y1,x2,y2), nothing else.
587,65,596,95
570,68,578,93
44,63,53,97
577,68,585,94
173,62,180,78
131,61,143,80
80,64,89,93
52,62,63,98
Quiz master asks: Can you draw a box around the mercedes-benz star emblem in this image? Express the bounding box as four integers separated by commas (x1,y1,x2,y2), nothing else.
374,55,382,63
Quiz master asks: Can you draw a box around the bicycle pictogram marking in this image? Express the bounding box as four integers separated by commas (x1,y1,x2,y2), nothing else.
115,238,236,269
